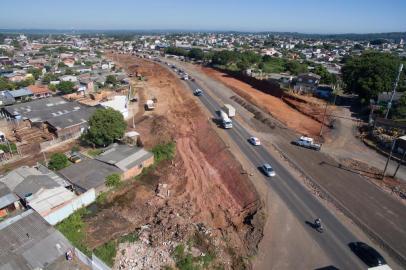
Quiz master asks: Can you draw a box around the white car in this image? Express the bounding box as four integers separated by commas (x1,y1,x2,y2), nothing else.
261,163,276,177
248,137,261,146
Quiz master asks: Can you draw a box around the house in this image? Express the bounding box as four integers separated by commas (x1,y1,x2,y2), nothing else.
27,85,52,99
2,72,26,82
0,90,16,106
99,95,129,119
78,77,94,93
60,75,78,83
9,88,33,102
0,182,21,218
2,96,96,140
0,165,95,225
0,209,72,270
294,73,321,93
60,144,154,193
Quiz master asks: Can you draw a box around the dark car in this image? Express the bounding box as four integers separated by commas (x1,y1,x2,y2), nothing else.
348,242,386,267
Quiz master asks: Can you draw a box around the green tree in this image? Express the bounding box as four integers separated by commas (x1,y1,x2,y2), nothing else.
58,62,67,68
284,60,308,75
164,47,188,57
57,81,75,94
342,52,404,101
105,75,117,85
48,153,69,170
82,108,126,147
28,68,42,80
105,173,121,188
314,65,337,85
393,94,406,119
64,68,74,75
0,77,15,90
188,48,204,60
42,73,58,84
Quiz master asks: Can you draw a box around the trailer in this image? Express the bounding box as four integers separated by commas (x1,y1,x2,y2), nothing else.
223,104,236,118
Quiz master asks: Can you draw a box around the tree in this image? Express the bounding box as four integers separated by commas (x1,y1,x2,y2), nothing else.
342,52,404,101
82,108,126,147
48,153,69,170
64,68,74,75
105,173,121,188
58,62,67,68
28,68,42,80
392,94,406,119
42,73,58,84
188,48,204,60
314,65,337,85
105,75,117,85
57,81,75,94
284,61,308,75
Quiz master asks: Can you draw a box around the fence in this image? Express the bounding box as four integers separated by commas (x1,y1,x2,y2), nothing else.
39,131,83,151
43,189,96,225
74,248,111,270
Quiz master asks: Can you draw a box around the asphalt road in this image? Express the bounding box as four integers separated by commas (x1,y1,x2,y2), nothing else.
160,58,406,268
185,79,366,269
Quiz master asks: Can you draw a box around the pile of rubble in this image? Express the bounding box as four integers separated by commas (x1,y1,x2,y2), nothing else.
115,241,176,270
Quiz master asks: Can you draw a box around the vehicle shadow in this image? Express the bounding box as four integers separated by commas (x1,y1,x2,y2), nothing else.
314,266,340,270
318,160,382,179
305,220,317,229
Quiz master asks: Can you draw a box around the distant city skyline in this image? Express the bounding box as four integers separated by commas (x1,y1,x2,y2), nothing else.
1,0,405,34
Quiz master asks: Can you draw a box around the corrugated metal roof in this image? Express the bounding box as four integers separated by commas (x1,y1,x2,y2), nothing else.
28,187,76,215
9,88,33,98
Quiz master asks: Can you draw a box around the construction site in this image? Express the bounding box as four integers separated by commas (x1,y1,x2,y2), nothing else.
70,53,265,269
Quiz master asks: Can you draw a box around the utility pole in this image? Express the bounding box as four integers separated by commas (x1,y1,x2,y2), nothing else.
42,151,48,166
385,64,403,119
319,102,329,138
382,139,396,179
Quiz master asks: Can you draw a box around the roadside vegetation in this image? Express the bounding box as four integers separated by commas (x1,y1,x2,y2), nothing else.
48,152,70,170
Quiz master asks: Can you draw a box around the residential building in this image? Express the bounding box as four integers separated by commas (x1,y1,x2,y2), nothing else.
99,95,129,119
27,85,52,99
293,73,321,93
0,182,21,218
9,88,33,102
0,209,72,270
60,143,154,193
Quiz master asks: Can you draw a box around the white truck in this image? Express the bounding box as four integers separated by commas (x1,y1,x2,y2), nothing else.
216,110,233,129
222,104,236,118
292,136,321,151
144,99,156,110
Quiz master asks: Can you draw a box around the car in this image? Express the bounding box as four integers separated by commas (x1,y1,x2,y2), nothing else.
348,242,387,267
194,89,203,96
69,154,82,163
248,137,261,146
261,163,276,177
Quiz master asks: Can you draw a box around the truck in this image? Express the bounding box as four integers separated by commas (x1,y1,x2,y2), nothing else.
222,104,236,118
144,99,156,110
216,110,233,129
291,136,321,151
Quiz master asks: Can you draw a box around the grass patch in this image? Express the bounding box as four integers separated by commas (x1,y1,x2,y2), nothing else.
94,240,117,267
56,208,91,256
151,142,176,163
96,192,107,205
172,243,216,270
87,148,103,157
119,231,139,243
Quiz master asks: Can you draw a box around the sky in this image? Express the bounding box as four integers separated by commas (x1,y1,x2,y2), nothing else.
1,0,405,34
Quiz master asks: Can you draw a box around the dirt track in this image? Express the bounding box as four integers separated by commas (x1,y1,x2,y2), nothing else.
85,54,263,269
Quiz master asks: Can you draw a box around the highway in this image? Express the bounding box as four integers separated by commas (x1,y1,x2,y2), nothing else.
184,79,367,269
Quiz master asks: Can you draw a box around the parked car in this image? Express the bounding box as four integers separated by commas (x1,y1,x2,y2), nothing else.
248,137,261,146
292,136,321,151
69,154,82,163
261,163,276,177
348,242,387,267
194,89,203,96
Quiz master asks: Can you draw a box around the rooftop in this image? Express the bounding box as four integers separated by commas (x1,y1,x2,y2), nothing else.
96,143,153,171
0,210,72,270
